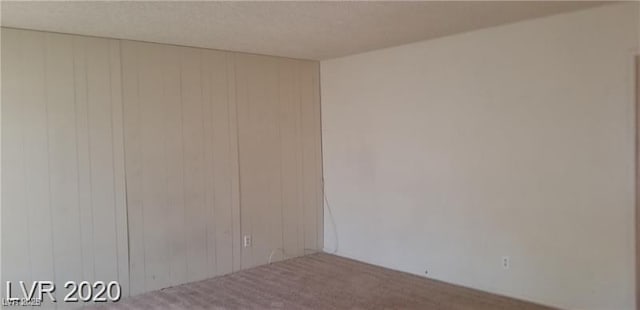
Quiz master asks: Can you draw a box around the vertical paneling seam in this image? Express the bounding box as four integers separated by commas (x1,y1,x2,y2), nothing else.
298,62,306,253
43,34,59,309
203,51,214,278
226,52,240,272
211,52,219,275
206,52,219,275
224,53,232,271
135,43,147,292
199,50,211,276
231,54,243,269
315,63,323,250
118,40,132,297
310,63,318,251
277,61,286,258
108,39,121,285
178,48,188,282
19,30,35,284
72,37,86,281
44,32,57,282
200,50,209,276
84,37,97,282
295,61,303,256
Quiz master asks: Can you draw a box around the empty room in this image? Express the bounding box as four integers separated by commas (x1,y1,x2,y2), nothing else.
1,1,639,309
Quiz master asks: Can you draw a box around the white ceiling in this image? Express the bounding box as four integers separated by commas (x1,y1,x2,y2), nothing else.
1,1,606,60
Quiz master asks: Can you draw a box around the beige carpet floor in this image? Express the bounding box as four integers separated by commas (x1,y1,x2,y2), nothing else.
87,253,555,310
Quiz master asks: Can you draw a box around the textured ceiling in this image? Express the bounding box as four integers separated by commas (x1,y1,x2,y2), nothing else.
1,1,606,60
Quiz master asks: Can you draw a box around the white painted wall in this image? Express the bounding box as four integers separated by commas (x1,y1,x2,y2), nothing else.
321,4,639,310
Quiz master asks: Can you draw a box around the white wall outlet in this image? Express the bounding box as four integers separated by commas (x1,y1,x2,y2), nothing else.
243,235,251,247
502,256,510,270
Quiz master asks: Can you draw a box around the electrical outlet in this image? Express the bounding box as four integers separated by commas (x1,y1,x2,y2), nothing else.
243,235,251,247
502,256,510,270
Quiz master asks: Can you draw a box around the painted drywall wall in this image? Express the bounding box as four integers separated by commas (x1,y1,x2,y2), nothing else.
321,3,639,310
1,28,130,307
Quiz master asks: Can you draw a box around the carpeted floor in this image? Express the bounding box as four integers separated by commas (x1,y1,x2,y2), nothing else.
88,253,555,310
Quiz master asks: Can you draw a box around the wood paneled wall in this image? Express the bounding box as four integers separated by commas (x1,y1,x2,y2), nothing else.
121,41,242,294
2,28,323,302
235,54,323,269
1,28,129,306
120,42,323,293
